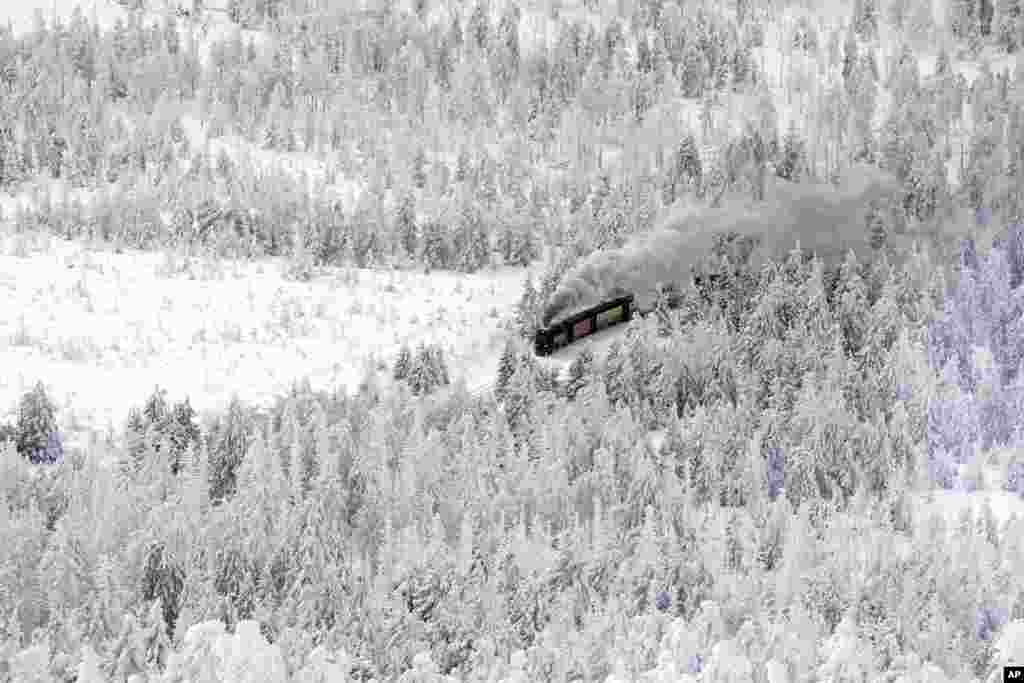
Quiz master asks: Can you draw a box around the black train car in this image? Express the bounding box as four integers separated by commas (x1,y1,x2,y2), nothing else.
534,294,635,356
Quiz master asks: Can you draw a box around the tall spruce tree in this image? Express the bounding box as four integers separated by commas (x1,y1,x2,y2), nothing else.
681,44,705,98
495,339,518,401
421,220,450,271
515,275,539,338
16,381,62,464
427,344,451,387
776,123,808,181
407,343,433,396
393,344,413,381
997,0,1022,50
565,348,595,400
852,0,880,39
396,193,417,260
410,148,427,189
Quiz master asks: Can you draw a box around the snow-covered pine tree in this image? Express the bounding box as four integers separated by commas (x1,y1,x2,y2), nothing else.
421,219,450,271
852,0,880,39
776,122,808,181
952,0,982,44
842,27,859,89
456,201,490,272
982,0,997,35
681,44,705,98
207,396,249,504
289,424,305,502
866,199,889,251
996,0,1022,50
514,275,540,338
311,401,337,491
396,193,417,261
566,347,595,400
497,222,515,264
495,338,519,403
427,343,451,388
16,381,62,464
512,222,538,266
410,148,427,190
407,343,433,396
393,344,413,381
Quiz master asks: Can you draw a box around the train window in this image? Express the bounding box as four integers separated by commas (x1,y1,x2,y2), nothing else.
573,318,592,338
596,305,623,328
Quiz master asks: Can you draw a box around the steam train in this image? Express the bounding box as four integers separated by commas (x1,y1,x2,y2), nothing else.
532,273,729,357
533,294,636,356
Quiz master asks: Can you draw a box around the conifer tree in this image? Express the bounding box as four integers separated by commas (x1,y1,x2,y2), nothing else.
469,1,490,51
141,599,172,672
455,201,490,272
952,0,981,43
565,347,594,400
842,27,859,89
676,133,703,191
290,427,305,502
393,344,413,381
733,42,752,88
183,441,210,517
139,543,185,640
208,396,249,504
776,122,808,181
495,338,519,401
680,44,705,98
407,343,434,396
491,5,522,99
935,47,951,78
997,0,1022,50
396,193,417,260
501,359,538,433
497,223,515,264
515,275,540,338
512,224,538,266
410,148,427,190
124,406,148,474
427,344,451,387
16,381,62,464
982,0,996,35
454,148,472,184
421,220,450,271
852,0,880,39
833,251,871,357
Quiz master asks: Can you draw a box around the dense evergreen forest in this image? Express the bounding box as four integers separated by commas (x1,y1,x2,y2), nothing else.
2,0,1024,680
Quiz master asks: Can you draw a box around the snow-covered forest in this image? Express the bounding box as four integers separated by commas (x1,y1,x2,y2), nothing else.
1,0,1024,680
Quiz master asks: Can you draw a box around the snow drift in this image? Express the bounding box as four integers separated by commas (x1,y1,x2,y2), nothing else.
542,165,908,326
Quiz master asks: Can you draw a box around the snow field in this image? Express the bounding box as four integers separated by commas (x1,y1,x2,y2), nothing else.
0,227,538,458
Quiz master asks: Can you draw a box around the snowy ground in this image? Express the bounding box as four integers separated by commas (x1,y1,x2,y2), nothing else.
0,228,538,456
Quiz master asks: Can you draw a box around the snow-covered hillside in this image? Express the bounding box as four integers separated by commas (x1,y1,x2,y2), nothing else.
2,0,1024,680
0,229,542,454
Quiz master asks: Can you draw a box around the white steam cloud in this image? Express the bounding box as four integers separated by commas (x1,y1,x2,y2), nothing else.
543,164,905,326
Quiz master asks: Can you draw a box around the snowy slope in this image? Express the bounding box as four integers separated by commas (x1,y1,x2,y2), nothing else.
0,230,541,458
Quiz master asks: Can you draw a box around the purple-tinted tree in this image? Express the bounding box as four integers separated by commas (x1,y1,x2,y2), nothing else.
16,381,63,465
977,605,1008,641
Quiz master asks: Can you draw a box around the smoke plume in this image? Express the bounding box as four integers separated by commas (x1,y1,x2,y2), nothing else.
543,164,906,326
